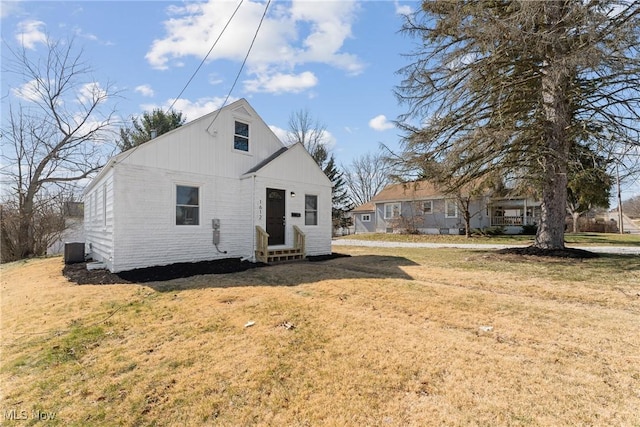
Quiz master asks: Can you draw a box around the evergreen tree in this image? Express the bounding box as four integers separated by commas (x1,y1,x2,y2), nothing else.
323,154,353,230
118,109,185,152
286,109,352,231
567,146,612,232
396,1,640,250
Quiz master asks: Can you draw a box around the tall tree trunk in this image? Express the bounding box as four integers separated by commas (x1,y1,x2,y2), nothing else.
533,1,572,250
18,205,34,258
535,172,568,248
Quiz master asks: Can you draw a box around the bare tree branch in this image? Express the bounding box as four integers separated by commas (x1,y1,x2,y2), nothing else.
1,36,119,259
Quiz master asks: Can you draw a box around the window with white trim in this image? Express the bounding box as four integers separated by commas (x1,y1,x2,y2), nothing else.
176,185,199,225
234,121,249,152
384,203,401,219
305,195,318,226
361,214,371,222
422,200,433,214
445,200,458,218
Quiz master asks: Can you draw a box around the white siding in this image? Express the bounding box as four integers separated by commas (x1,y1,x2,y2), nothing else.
85,170,115,269
84,99,332,272
110,164,253,272
250,144,333,256
118,100,284,179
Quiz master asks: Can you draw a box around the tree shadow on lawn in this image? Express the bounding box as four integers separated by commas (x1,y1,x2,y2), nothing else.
63,253,420,291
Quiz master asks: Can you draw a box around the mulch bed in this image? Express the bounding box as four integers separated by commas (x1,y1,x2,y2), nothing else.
496,246,599,259
63,253,350,285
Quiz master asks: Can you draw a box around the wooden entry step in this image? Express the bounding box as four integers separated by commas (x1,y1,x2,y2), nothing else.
266,248,305,263
255,225,306,264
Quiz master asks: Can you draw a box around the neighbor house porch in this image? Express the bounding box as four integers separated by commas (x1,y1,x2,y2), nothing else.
489,199,541,227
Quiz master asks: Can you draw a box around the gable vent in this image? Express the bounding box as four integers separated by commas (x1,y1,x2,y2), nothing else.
232,106,252,117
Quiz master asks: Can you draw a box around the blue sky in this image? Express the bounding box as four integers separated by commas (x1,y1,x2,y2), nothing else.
2,0,638,203
1,0,416,167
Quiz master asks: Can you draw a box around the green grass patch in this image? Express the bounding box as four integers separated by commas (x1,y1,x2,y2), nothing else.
41,325,106,367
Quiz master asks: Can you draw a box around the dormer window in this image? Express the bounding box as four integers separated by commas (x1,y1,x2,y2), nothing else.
234,121,249,152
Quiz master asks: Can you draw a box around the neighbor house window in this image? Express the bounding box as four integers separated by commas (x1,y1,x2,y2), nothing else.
176,185,199,225
361,214,371,222
445,200,458,218
305,195,318,226
384,203,401,219
423,200,433,214
234,121,249,152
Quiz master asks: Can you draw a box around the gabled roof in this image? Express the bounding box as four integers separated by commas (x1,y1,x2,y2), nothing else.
244,147,288,174
370,180,444,203
352,202,375,212
84,98,280,194
241,142,333,187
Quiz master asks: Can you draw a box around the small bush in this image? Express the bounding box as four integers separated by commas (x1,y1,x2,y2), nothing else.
521,224,538,235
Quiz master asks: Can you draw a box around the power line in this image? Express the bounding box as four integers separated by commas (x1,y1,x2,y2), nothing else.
166,0,245,114
206,0,272,133
115,0,246,166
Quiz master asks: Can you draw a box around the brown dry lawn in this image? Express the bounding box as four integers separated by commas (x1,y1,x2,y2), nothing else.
1,247,639,426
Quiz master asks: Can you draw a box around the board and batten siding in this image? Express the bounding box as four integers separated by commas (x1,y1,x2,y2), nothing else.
117,102,284,180
248,143,333,257
251,176,331,256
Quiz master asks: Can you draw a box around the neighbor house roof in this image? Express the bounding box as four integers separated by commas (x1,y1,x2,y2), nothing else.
370,180,444,203
351,202,375,213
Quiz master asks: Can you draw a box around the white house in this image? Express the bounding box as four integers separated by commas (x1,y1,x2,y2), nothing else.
83,99,333,272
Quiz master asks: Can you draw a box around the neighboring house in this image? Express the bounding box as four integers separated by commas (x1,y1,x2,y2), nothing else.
47,201,85,255
352,180,540,235
352,202,375,234
83,99,333,272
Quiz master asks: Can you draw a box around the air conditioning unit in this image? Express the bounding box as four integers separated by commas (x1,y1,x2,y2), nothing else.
64,242,85,264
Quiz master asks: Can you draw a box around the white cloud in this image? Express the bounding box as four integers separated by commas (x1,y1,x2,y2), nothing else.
320,129,337,150
369,114,395,131
268,125,336,150
1,1,23,18
269,125,289,144
135,84,155,97
208,73,224,85
73,27,98,42
12,79,43,102
77,82,108,105
244,71,318,94
394,1,413,16
145,0,364,93
15,20,47,49
142,96,239,122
